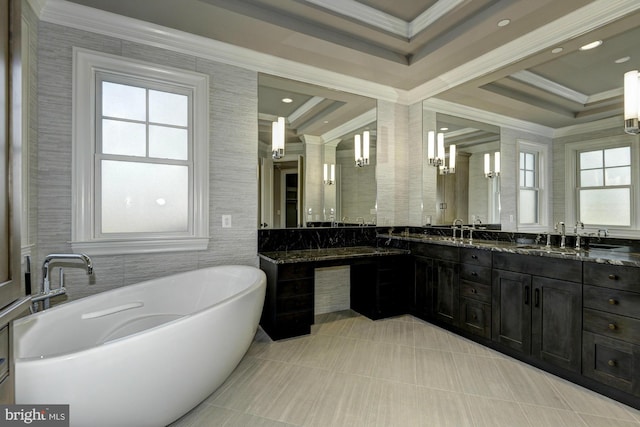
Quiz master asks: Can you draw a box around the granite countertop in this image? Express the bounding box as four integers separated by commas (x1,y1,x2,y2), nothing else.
259,245,410,264
380,233,640,268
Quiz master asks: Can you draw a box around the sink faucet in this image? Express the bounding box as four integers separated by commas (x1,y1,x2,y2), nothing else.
452,218,463,240
35,253,93,311
555,222,566,248
574,221,584,249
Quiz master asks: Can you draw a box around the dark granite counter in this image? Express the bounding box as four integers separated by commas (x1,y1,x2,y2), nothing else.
259,245,410,264
380,233,640,267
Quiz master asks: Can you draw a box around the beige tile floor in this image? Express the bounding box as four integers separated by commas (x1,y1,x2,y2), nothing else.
171,311,640,427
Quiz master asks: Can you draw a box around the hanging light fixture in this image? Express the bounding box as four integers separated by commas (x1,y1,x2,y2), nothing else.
355,130,370,167
624,70,640,134
484,152,501,178
323,163,335,185
271,116,285,159
427,131,456,174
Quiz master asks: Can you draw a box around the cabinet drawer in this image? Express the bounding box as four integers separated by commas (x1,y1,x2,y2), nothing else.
460,298,491,338
460,280,491,303
584,263,640,292
584,308,640,345
460,248,492,267
460,264,491,285
493,252,581,282
584,285,640,319
276,293,313,313
278,263,314,280
583,331,640,396
410,242,459,262
277,278,313,298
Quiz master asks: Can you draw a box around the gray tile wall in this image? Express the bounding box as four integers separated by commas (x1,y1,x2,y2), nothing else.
36,22,258,302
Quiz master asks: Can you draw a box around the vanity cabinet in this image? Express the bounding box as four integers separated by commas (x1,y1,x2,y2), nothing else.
410,242,459,326
492,253,582,372
259,259,315,340
459,248,492,338
583,263,640,396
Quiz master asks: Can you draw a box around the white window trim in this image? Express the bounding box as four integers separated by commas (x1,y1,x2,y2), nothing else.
565,136,639,237
517,139,550,232
72,48,209,255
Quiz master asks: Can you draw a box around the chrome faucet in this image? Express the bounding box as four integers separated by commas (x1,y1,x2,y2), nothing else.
574,221,584,249
452,218,463,240
34,253,94,311
554,222,566,248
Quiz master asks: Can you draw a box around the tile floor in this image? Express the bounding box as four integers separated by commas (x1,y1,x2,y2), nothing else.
171,311,640,427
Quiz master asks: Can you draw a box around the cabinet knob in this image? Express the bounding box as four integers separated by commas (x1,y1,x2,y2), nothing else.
608,274,618,280
608,359,617,367
471,255,478,259
471,272,478,277
471,288,477,294
608,298,618,305
472,314,478,320
608,323,617,330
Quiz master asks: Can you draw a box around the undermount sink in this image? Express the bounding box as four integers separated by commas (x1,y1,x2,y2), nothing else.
587,243,630,252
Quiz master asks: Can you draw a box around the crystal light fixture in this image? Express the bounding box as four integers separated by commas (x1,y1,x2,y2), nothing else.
354,130,370,167
271,116,285,159
323,163,335,185
427,131,456,174
624,70,639,134
484,152,501,178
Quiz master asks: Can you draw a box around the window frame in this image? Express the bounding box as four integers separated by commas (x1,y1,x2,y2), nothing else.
72,48,209,255
517,140,549,231
565,136,639,236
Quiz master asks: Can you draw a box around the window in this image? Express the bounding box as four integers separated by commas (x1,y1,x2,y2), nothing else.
577,146,631,227
72,48,209,255
519,151,539,224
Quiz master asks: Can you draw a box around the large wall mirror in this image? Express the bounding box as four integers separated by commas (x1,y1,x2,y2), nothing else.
258,74,376,228
423,109,501,226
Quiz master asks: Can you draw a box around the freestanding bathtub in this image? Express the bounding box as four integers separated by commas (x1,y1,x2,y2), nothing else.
13,265,266,427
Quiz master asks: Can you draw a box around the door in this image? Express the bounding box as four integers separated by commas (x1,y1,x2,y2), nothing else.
433,259,458,325
531,276,582,372
492,269,531,354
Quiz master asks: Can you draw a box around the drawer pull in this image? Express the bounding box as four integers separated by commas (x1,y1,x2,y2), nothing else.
608,298,618,305
471,272,478,277
608,359,617,367
608,323,617,330
608,274,618,280
472,314,478,320
471,255,478,259
471,288,477,294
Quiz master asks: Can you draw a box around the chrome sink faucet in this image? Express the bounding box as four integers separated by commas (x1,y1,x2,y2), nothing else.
555,222,566,248
574,221,584,249
33,253,94,311
452,218,463,240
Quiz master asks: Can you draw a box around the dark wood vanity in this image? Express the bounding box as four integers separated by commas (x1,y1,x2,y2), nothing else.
258,233,640,409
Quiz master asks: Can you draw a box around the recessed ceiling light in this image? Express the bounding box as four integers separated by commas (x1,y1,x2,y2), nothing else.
615,56,631,64
323,120,329,124
281,97,293,103
497,19,510,27
579,40,603,51
551,47,563,54
440,127,449,131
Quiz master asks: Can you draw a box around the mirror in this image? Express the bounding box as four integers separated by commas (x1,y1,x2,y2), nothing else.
258,74,376,228
422,109,501,225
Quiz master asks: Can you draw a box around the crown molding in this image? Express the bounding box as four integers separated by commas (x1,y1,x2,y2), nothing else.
511,71,589,104
553,116,622,138
406,0,640,105
38,0,405,103
321,108,376,142
423,98,554,137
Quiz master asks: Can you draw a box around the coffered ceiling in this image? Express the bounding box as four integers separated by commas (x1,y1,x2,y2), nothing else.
52,0,640,132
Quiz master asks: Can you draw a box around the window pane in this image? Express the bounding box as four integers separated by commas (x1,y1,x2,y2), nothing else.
149,125,188,160
102,119,146,156
605,166,631,186
149,90,188,127
580,150,602,169
101,160,189,233
519,152,524,165
519,170,525,185
580,169,603,187
604,147,630,167
519,189,538,224
102,82,146,121
525,153,535,170
579,188,630,226
525,171,535,187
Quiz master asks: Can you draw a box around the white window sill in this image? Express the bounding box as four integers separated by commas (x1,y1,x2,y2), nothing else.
70,237,210,256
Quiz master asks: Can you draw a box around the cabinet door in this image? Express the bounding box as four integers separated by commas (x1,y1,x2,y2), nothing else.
413,256,432,319
531,277,582,372
433,259,459,326
492,269,531,354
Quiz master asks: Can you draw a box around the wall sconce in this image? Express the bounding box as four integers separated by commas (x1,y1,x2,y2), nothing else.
354,131,370,167
484,152,501,178
271,116,285,159
624,70,639,134
323,163,335,185
427,131,456,174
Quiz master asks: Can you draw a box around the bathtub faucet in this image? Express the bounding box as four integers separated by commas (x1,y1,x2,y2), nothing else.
33,253,94,312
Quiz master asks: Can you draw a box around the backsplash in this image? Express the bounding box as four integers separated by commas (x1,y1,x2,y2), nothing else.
258,227,377,252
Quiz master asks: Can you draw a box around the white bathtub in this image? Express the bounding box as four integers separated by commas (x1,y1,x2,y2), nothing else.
13,265,266,427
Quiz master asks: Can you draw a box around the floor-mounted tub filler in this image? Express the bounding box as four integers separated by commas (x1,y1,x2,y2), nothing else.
13,265,266,427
